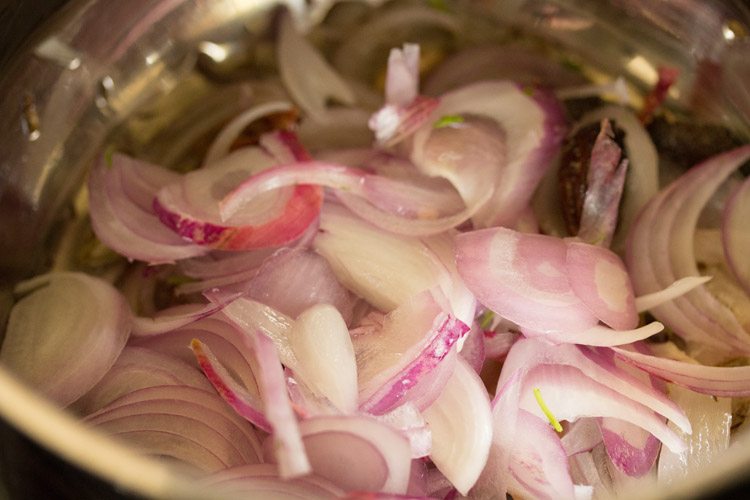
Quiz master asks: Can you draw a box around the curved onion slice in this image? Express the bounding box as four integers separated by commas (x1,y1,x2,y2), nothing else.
525,321,663,347
501,338,691,434
565,240,637,330
314,204,458,314
132,302,223,336
610,346,750,397
204,101,296,165
87,413,249,473
210,295,297,368
201,463,345,499
626,145,750,356
245,248,356,324
456,228,598,334
356,291,470,414
277,10,355,122
220,159,476,236
299,415,412,494
287,304,358,413
519,364,686,453
153,147,323,250
73,347,213,415
88,154,207,264
722,176,750,295
410,80,566,228
423,357,492,495
508,410,577,500
86,389,263,467
375,403,432,459
191,339,270,431
0,272,131,407
634,276,713,312
131,315,260,394
250,332,311,478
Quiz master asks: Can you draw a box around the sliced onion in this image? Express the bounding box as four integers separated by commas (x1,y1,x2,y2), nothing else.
356,291,469,414
153,147,323,250
525,321,663,347
277,10,355,122
88,154,207,264
190,339,270,432
456,228,598,334
0,272,131,407
87,413,248,473
657,384,732,486
501,338,691,434
204,101,296,165
634,276,713,312
375,402,432,459
562,419,602,456
298,108,375,152
73,347,213,416
626,145,750,356
249,332,311,478
201,463,345,499
410,80,566,228
86,389,263,468
472,370,521,499
178,248,276,280
611,346,750,397
220,159,476,236
130,315,260,394
518,364,686,453
132,302,223,336
299,415,412,494
722,175,750,295
211,296,297,369
507,410,577,500
564,240,637,330
422,357,492,496
88,384,263,458
245,248,356,324
287,304,358,413
384,44,420,107
314,204,456,313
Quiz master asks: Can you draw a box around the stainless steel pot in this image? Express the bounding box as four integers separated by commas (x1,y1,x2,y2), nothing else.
1,1,750,498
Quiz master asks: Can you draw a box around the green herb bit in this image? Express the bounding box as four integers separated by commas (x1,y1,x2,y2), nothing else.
427,0,450,12
434,114,464,128
533,387,563,433
522,85,536,97
103,145,117,167
479,310,496,330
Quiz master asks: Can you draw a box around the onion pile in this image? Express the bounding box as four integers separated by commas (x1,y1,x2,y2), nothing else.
2,5,750,499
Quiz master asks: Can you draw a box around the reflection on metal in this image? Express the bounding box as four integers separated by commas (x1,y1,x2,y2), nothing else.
21,93,40,142
96,76,115,111
626,54,659,86
34,37,82,70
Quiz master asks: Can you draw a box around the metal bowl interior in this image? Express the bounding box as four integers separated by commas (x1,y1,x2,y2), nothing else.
1,0,750,498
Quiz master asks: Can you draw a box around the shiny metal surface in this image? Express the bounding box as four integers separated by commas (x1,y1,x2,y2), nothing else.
1,0,750,498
